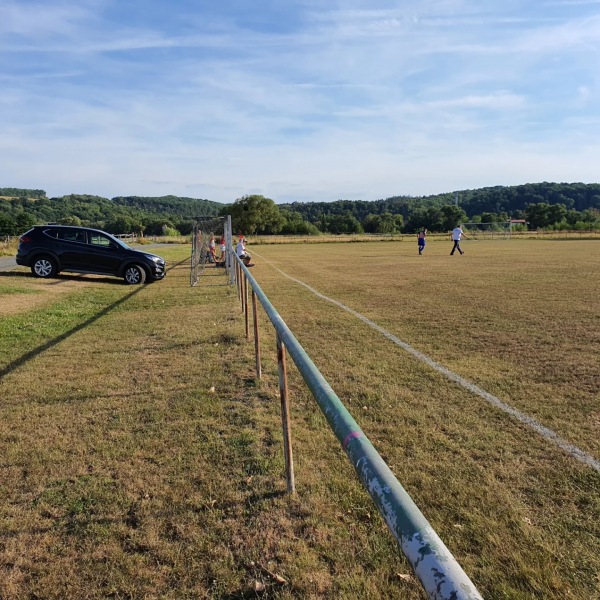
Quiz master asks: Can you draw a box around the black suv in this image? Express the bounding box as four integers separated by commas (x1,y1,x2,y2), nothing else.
16,225,166,284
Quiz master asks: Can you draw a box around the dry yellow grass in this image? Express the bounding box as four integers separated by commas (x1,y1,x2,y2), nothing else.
1,238,599,599
0,238,19,257
250,230,600,245
0,249,419,599
250,239,599,456
245,238,600,598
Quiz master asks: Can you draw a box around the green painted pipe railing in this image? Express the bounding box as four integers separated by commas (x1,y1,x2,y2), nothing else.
233,255,484,600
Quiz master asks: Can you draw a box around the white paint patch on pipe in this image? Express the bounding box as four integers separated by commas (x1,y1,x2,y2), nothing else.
261,259,600,474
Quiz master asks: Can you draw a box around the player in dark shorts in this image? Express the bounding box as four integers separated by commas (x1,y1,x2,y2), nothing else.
417,229,427,255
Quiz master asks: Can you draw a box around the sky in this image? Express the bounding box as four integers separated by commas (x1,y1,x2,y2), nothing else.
1,0,600,205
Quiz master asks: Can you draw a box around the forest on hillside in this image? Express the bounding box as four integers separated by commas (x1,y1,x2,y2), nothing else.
279,182,600,233
0,191,223,237
1,182,600,236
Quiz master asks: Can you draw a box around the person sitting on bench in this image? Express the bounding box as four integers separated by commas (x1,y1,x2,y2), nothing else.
235,237,254,267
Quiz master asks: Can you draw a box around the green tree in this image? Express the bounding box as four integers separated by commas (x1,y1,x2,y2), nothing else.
0,213,17,236
318,212,328,232
222,194,285,235
566,209,582,226
104,215,143,235
480,212,499,223
176,220,195,236
58,215,83,226
144,219,176,236
362,214,379,233
525,203,552,229
362,212,403,233
403,208,434,233
439,205,467,231
580,208,600,224
0,188,46,198
547,203,567,225
327,212,364,234
280,210,320,235
14,212,37,234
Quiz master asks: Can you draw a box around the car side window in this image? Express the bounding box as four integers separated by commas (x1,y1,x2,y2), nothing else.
89,233,115,248
56,229,86,243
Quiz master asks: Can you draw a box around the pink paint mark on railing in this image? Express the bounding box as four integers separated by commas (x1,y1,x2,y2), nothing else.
343,431,363,449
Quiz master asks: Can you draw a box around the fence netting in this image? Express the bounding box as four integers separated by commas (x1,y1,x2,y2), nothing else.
190,216,228,286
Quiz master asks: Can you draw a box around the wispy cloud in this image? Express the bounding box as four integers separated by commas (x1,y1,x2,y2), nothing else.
1,0,599,202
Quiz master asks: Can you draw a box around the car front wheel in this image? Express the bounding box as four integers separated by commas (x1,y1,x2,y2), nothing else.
123,264,147,285
31,256,58,278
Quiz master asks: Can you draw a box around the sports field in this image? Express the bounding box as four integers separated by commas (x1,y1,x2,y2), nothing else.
251,238,599,462
0,238,598,599
246,237,600,597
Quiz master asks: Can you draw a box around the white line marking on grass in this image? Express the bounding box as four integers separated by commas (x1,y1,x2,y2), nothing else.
261,259,600,473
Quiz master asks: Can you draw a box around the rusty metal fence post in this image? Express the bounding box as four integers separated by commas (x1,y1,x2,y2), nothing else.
244,275,249,339
252,290,262,379
276,332,295,494
236,261,243,306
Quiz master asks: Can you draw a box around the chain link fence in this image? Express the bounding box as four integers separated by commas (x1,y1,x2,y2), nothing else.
190,216,229,286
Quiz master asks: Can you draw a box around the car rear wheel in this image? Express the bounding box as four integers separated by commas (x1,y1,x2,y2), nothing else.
31,256,58,278
123,264,147,285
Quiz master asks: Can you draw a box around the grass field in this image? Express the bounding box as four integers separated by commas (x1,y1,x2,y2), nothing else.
0,238,599,599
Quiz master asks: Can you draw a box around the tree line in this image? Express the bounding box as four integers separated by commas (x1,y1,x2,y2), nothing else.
229,182,600,235
0,191,223,237
1,183,600,237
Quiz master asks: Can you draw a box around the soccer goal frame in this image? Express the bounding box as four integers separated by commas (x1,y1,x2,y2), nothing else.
190,216,232,286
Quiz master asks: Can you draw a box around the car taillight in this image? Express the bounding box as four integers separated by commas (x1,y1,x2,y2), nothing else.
19,235,32,243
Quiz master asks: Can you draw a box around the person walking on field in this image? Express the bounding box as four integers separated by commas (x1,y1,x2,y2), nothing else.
417,228,427,255
450,225,467,255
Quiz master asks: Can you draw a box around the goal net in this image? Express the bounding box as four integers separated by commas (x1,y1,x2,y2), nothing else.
190,216,231,286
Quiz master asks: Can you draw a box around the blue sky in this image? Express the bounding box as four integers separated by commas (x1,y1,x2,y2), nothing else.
1,0,600,204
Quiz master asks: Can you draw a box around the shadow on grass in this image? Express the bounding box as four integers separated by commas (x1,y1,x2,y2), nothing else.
218,589,270,599
2,258,231,287
0,257,215,382
245,490,287,505
0,256,188,283
192,263,231,287
0,286,145,382
0,271,139,286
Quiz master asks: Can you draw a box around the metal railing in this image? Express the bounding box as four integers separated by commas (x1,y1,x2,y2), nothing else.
232,254,484,600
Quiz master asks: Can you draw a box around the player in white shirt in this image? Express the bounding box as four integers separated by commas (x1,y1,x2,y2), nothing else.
450,226,467,255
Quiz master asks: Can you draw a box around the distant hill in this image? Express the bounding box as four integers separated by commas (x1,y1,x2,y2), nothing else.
280,182,600,221
2,183,599,236
0,187,47,199
112,195,223,218
0,192,226,236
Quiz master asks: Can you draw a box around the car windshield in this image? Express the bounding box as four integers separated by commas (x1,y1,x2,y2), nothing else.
105,233,131,249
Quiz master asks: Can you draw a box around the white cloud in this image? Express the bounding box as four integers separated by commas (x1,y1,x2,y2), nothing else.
1,0,600,203
0,0,93,37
